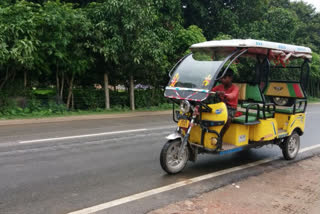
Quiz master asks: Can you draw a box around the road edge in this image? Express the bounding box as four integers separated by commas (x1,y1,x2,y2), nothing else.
0,110,172,126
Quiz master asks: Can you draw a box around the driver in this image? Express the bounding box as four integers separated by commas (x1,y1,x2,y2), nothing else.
211,68,239,148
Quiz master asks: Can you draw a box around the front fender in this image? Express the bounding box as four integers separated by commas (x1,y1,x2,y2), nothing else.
166,132,182,140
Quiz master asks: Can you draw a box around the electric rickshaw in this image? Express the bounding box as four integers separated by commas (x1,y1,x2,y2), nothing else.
160,39,312,174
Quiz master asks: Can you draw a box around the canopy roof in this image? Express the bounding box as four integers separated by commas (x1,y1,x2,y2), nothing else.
190,39,312,59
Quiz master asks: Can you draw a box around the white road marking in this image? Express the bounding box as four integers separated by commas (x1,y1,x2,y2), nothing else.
18,126,175,144
300,144,320,153
67,144,320,214
19,129,147,144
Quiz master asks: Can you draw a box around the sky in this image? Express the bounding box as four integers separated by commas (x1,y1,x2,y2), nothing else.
295,0,320,12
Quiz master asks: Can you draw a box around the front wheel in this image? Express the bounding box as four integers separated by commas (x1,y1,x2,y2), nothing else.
282,132,300,160
160,140,189,174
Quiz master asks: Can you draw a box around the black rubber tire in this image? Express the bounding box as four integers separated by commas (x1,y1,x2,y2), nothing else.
160,140,189,174
272,97,294,106
282,132,300,160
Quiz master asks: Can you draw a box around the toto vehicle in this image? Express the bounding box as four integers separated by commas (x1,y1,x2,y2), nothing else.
160,39,312,174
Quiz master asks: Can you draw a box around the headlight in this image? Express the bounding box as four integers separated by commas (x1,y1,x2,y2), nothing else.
180,100,191,113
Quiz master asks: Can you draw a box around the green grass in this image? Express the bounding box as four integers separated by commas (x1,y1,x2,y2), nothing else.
307,96,320,103
0,103,173,120
32,89,55,95
2,97,318,121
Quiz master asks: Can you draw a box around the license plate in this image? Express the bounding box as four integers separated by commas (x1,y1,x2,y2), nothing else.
178,119,190,128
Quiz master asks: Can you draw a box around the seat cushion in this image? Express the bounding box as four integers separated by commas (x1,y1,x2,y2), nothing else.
232,115,260,124
247,111,273,118
241,103,262,109
275,108,304,114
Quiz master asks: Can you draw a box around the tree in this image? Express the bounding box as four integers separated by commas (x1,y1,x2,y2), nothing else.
39,1,92,108
84,1,124,109
0,0,41,90
174,25,206,55
86,0,179,110
246,7,298,43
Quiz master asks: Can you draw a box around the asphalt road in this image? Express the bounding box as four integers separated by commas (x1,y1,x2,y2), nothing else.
0,105,320,214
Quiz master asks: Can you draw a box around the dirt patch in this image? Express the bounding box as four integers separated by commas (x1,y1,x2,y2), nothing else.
149,156,320,214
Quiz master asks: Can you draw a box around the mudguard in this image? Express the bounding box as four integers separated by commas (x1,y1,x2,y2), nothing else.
166,132,182,140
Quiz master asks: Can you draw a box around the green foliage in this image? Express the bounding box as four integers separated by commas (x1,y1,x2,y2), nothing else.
175,25,206,55
252,7,298,43
0,95,67,117
72,89,169,110
310,52,320,79
1,0,320,119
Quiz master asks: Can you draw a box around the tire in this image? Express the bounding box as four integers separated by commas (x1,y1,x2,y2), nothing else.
160,140,189,174
282,132,300,160
272,97,294,106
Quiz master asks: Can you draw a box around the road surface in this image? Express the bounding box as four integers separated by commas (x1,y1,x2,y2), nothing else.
0,105,319,214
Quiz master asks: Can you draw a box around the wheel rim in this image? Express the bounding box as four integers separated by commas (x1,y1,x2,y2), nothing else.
288,134,299,158
166,142,188,172
274,97,289,106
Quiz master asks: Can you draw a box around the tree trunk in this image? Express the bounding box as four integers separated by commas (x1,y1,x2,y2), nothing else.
104,72,110,109
71,92,74,110
129,74,135,111
56,65,61,103
56,66,60,95
0,66,9,90
66,73,75,110
60,72,64,99
151,86,156,107
24,70,27,88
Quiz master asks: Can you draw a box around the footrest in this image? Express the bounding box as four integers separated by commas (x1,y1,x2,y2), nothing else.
222,142,238,150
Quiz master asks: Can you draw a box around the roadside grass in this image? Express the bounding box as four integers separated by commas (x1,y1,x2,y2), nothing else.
0,103,173,120
308,96,320,103
1,97,319,121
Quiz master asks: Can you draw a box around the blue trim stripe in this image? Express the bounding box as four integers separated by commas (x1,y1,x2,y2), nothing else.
271,122,276,135
220,147,243,155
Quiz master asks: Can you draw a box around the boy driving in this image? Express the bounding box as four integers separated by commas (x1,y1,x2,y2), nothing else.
211,68,239,148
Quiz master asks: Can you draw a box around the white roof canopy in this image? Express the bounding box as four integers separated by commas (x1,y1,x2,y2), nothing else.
190,39,312,59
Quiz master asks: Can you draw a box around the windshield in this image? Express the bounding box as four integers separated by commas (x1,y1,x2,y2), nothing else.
168,50,227,90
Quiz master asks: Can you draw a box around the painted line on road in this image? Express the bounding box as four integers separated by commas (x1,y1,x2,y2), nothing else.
18,126,175,144
67,144,320,214
300,144,320,153
19,129,147,144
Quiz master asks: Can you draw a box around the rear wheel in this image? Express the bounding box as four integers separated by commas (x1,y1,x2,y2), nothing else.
272,97,294,106
160,140,189,174
282,132,300,160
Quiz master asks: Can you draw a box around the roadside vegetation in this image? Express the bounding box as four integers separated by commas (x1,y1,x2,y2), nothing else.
0,0,320,118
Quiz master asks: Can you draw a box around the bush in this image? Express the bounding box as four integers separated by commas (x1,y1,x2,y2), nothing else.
73,89,105,109
72,88,168,110
0,87,170,118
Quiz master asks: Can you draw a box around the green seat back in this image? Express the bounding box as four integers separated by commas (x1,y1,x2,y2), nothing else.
246,85,263,102
234,83,263,102
232,115,259,124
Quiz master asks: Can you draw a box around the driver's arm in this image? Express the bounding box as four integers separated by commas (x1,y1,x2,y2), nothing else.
225,86,239,101
211,85,221,92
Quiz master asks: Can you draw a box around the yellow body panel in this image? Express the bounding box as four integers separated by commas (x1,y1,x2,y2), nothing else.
249,118,278,141
223,124,249,146
274,113,305,137
187,103,306,149
189,102,228,149
274,113,289,130
287,113,305,135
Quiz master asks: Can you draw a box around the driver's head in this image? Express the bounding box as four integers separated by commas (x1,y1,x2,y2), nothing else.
220,68,233,85
220,68,234,86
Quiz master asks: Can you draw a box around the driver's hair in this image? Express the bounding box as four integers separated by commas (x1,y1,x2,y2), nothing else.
225,68,234,78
